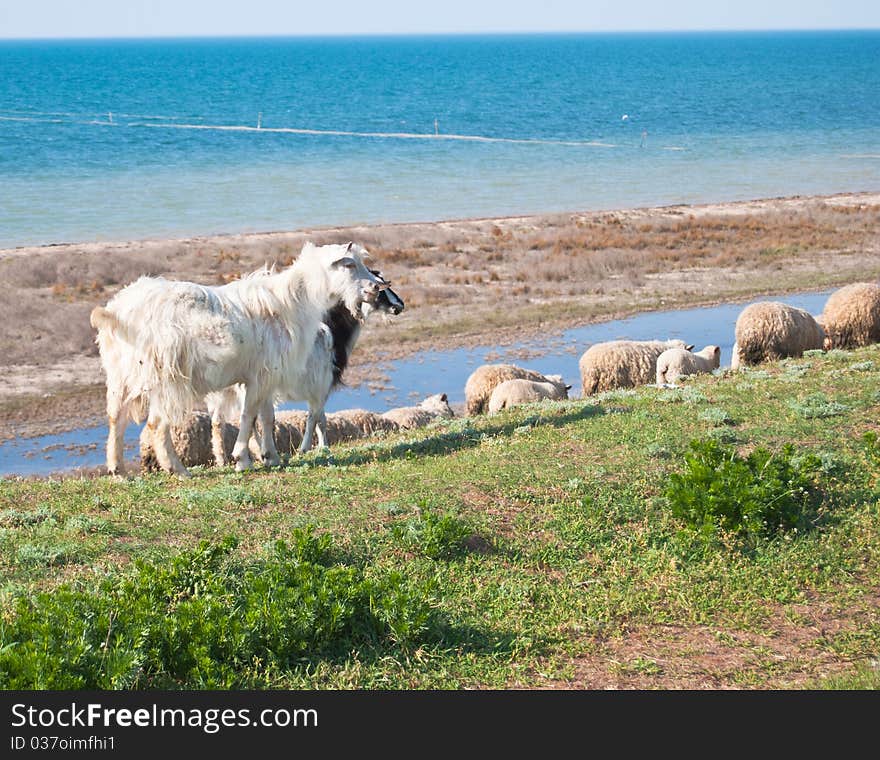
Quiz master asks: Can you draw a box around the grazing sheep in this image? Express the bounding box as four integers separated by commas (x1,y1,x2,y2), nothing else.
91,241,382,477
487,375,571,413
656,345,721,386
819,282,880,349
381,393,455,429
206,275,404,461
139,411,238,471
732,301,825,367
274,408,398,448
465,364,554,416
579,339,693,395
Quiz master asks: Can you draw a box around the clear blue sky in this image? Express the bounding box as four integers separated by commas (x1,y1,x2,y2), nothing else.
1,0,878,39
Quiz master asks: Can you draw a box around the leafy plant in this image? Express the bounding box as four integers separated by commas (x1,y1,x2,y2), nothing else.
0,529,439,689
664,439,820,548
392,508,474,560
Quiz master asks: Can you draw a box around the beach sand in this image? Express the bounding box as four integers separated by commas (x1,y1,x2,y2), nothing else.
1,191,878,442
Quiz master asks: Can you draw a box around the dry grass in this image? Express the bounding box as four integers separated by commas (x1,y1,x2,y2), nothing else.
1,194,879,372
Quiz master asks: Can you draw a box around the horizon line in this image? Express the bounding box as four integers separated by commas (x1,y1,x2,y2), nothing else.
1,26,879,42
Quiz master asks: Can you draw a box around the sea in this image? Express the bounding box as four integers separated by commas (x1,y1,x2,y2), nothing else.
0,31,879,249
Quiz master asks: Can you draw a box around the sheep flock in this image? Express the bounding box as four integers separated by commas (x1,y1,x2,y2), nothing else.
90,255,880,477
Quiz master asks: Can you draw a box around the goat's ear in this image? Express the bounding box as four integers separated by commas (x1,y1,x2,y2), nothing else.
565,385,572,391
714,346,721,356
440,393,448,402
332,256,357,269
686,344,695,351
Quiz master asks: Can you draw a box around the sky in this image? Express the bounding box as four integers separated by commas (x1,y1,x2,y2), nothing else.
1,0,879,39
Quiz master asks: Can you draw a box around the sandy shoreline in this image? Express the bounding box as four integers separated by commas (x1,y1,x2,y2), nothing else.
1,190,879,442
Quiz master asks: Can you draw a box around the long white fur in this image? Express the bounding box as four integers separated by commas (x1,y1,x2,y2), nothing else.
205,274,404,460
91,241,380,477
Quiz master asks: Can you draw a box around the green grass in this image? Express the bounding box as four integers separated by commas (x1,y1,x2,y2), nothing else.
2,345,880,689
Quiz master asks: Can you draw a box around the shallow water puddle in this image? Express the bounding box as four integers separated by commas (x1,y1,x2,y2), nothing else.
0,290,832,477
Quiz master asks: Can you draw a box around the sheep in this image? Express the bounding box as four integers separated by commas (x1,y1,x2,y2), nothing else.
90,241,382,477
819,282,880,349
139,411,238,472
206,275,404,461
273,408,398,448
732,301,825,367
381,393,455,429
464,364,555,416
578,339,693,395
656,345,721,386
487,375,570,413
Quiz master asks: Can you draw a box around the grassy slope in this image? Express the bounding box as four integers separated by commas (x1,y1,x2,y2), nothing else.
2,346,880,689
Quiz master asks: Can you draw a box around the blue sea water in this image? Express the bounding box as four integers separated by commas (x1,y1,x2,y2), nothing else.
1,31,879,248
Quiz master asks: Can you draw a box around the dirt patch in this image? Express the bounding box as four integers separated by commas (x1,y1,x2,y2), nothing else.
518,592,880,690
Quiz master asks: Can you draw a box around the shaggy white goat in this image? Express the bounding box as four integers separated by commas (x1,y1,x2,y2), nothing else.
91,241,381,477
205,275,404,461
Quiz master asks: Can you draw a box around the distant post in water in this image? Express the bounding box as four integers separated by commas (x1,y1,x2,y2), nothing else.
257,112,262,129
434,118,439,135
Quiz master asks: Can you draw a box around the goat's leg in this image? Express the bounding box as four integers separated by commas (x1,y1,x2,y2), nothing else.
147,414,191,479
232,388,262,471
256,399,281,468
300,403,329,453
315,410,328,450
105,386,130,476
209,409,229,467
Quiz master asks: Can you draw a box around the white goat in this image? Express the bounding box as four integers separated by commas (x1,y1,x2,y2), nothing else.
206,275,404,461
90,241,381,477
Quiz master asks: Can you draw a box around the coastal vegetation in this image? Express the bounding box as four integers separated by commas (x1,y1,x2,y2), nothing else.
2,343,879,688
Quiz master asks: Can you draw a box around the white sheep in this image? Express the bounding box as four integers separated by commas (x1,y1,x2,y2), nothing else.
732,301,825,367
819,282,880,349
655,345,721,386
579,339,693,395
465,364,555,416
91,241,381,477
486,375,570,413
381,393,455,429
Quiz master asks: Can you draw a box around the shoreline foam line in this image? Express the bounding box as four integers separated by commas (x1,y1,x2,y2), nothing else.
133,121,618,147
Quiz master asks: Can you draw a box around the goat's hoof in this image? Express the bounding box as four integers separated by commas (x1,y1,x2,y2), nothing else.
175,470,193,480
234,460,253,472
262,454,281,469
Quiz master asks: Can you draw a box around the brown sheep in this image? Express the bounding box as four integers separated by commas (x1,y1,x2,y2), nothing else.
732,301,825,367
820,282,880,349
464,364,554,415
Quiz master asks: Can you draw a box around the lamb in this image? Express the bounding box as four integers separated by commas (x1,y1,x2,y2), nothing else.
656,345,721,386
381,393,455,429
90,241,381,477
206,275,404,460
731,301,825,367
819,282,880,349
487,376,570,413
464,364,556,416
578,339,693,395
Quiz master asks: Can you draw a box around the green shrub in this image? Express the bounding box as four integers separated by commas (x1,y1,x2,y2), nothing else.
392,508,474,560
0,529,439,689
664,439,820,548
